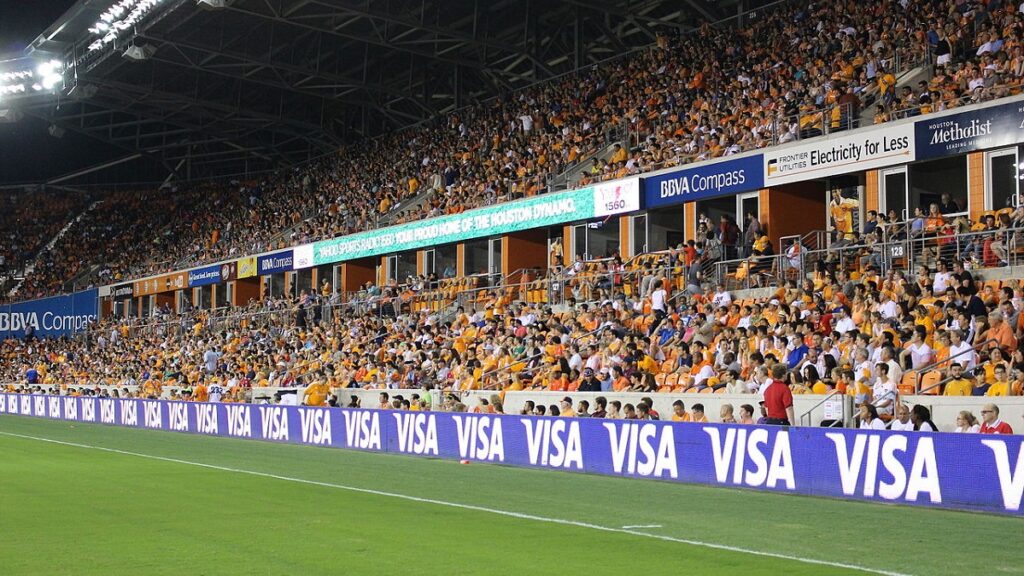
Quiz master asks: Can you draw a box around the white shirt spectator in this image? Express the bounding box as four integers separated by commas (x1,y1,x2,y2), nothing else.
890,419,915,431
948,341,976,370
878,299,898,319
907,342,934,369
712,290,732,309
872,379,897,415
834,316,856,334
651,287,667,312
860,418,887,430
933,271,952,294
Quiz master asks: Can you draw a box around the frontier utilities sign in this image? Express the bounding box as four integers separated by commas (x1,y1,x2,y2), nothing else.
764,124,914,185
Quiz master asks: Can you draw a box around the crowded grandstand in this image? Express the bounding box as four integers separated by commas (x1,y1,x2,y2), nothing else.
1,3,1023,568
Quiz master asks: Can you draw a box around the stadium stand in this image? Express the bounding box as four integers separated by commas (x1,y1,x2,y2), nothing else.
5,0,1024,436
9,0,1024,301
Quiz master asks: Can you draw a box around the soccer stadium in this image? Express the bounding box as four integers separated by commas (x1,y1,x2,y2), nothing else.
2,0,1024,573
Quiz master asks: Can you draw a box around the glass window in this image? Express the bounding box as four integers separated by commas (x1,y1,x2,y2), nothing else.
316,264,336,293
646,208,684,253
882,168,907,220
988,149,1019,210
464,239,490,276
436,244,457,278
216,284,230,308
573,225,587,260
586,217,620,259
632,214,648,255
909,156,967,215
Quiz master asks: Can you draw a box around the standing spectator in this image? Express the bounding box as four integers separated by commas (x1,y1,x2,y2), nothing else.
762,363,795,425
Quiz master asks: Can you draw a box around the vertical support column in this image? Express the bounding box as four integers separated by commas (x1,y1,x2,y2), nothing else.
619,215,631,258
968,151,985,221
684,202,696,241
457,244,466,277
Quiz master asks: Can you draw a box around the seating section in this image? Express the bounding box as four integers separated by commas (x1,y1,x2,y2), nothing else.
5,0,1024,301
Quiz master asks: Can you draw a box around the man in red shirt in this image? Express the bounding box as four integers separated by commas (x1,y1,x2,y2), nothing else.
762,363,795,425
979,403,1014,434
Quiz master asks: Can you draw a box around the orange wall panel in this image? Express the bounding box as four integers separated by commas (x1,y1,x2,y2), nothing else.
765,182,827,249
233,279,260,306
342,258,377,292
865,170,879,214
968,152,985,220
505,229,548,278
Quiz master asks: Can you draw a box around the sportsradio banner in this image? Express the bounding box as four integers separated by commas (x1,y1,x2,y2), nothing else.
312,179,640,266
0,290,97,339
644,155,764,209
3,393,1021,516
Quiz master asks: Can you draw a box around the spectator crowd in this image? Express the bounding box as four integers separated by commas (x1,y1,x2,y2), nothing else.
7,0,1024,302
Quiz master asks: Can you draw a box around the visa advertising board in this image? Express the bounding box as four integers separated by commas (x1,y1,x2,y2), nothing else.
0,290,98,339
3,393,1022,516
644,155,764,209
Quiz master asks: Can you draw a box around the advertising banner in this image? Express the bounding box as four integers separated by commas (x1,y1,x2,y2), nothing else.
644,155,764,209
0,290,98,339
293,244,315,270
764,124,914,186
110,283,134,300
592,178,642,217
4,393,1022,516
219,261,238,282
313,179,640,265
237,257,257,279
915,99,1024,160
257,250,294,275
188,265,221,288
135,272,188,297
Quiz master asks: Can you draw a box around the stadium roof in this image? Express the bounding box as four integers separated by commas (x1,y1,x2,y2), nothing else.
1,0,746,186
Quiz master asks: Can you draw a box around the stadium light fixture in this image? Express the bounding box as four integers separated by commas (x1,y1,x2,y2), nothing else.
87,0,170,53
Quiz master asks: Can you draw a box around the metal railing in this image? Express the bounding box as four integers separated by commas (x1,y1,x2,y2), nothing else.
799,390,851,428
908,338,997,395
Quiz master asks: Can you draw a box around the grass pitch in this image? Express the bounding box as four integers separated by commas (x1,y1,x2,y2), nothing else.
0,415,1021,576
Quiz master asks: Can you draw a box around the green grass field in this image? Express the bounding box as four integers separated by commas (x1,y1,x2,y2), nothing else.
0,415,1021,576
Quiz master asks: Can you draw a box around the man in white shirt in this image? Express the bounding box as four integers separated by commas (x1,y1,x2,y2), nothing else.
711,284,732,309
872,362,897,416
902,331,934,370
651,281,668,315
948,330,976,370
878,292,899,319
933,261,952,295
833,307,856,334
889,404,915,431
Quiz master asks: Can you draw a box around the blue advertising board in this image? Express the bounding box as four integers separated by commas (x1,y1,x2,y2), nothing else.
188,264,221,287
257,250,294,275
915,100,1024,160
0,289,98,340
3,392,1021,516
643,154,764,209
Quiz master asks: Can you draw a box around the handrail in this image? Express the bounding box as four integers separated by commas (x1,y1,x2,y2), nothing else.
799,390,849,427
909,338,998,395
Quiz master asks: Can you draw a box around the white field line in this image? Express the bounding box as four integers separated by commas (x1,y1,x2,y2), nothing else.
0,430,910,576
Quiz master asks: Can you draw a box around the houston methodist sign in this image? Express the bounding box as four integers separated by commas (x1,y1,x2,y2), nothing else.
3,393,1022,516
